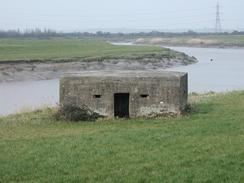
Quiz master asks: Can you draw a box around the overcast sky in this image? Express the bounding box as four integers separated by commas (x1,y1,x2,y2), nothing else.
0,0,243,32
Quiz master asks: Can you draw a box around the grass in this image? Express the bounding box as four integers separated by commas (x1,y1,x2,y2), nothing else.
204,35,244,45
0,38,174,62
138,35,244,47
0,92,244,182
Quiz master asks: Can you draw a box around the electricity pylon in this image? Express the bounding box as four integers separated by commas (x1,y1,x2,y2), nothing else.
215,2,222,33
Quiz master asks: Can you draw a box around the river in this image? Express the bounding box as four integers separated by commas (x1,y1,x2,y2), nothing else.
166,47,244,92
1,46,244,116
0,79,59,116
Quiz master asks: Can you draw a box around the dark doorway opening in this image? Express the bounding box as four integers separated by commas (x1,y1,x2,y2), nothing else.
114,93,129,118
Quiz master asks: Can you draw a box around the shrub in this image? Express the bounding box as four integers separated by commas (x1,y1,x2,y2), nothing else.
54,104,102,122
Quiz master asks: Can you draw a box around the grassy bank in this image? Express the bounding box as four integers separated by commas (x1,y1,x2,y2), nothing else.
136,35,244,47
0,92,244,182
0,38,175,62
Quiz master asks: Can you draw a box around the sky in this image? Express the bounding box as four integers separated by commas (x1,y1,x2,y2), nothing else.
0,0,243,32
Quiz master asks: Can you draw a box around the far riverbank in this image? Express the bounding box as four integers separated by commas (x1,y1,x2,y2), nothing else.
0,38,196,83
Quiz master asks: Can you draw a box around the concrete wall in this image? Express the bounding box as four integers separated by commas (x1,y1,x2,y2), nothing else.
60,71,188,118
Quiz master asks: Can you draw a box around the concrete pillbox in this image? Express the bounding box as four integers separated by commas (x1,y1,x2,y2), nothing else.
60,70,188,118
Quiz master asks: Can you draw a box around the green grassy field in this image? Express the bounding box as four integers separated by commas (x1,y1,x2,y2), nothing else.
0,92,244,182
0,38,173,62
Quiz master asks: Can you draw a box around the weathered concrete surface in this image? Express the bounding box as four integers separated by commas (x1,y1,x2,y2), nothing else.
60,70,188,118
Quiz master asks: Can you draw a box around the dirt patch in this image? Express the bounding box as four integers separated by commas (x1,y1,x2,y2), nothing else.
135,37,225,48
186,38,218,45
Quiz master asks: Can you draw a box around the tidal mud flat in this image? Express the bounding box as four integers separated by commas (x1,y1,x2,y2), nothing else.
0,55,196,83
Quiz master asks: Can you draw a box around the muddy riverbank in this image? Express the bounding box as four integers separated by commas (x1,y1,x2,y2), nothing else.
0,54,196,83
